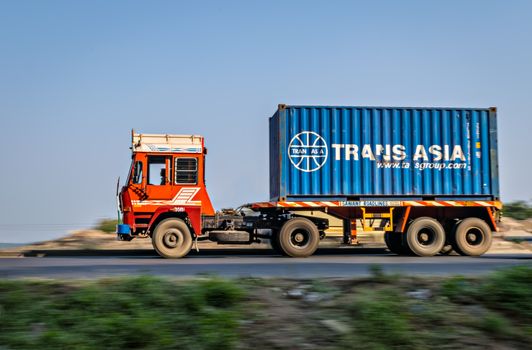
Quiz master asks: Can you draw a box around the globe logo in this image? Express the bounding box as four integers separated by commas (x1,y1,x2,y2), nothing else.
288,131,328,172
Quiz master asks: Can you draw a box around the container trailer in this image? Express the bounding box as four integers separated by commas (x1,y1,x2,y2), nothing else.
117,104,501,258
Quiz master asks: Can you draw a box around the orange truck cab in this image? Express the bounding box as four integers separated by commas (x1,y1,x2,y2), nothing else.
118,132,215,255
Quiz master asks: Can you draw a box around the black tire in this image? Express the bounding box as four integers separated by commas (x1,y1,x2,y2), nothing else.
384,232,408,255
269,230,287,256
405,217,446,257
278,218,320,257
450,218,492,256
152,218,193,258
440,220,458,255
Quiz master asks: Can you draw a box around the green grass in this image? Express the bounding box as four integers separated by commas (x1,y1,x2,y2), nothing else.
503,200,532,220
440,275,478,303
479,311,515,339
0,276,244,350
478,265,532,321
95,218,118,233
1,267,531,350
343,289,419,349
440,266,532,321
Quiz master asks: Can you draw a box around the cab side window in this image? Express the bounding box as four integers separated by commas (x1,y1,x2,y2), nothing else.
175,158,197,184
148,156,167,185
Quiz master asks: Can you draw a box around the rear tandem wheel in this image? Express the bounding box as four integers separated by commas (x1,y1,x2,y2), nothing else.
450,218,493,256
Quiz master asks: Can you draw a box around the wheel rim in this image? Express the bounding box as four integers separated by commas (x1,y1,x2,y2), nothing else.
416,228,436,246
162,229,183,249
290,229,310,248
464,227,483,246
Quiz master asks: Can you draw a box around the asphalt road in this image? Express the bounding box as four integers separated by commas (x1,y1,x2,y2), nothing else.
1,248,531,278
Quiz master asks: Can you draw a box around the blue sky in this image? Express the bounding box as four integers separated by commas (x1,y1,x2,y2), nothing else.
1,0,531,243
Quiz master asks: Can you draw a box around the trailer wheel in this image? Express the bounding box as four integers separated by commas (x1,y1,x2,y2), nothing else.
405,217,445,257
152,218,193,259
278,218,320,257
450,218,492,256
384,232,408,255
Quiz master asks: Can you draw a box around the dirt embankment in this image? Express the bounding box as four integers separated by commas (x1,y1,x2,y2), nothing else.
1,218,531,257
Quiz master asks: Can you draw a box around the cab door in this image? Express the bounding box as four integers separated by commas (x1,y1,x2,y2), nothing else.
145,155,173,200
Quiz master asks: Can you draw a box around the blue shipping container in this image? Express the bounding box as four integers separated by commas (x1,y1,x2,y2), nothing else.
269,105,499,201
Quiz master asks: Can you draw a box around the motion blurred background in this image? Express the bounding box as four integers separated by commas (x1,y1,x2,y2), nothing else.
1,0,531,242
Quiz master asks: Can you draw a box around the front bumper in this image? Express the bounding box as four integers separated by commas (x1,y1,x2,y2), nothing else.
116,224,133,241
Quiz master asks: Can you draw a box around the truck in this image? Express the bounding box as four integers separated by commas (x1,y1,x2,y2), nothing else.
116,104,502,258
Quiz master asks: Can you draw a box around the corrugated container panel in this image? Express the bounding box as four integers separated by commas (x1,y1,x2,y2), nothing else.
269,105,499,201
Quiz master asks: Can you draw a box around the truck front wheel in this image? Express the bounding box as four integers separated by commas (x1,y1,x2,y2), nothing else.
152,218,193,259
450,218,492,256
278,218,320,257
